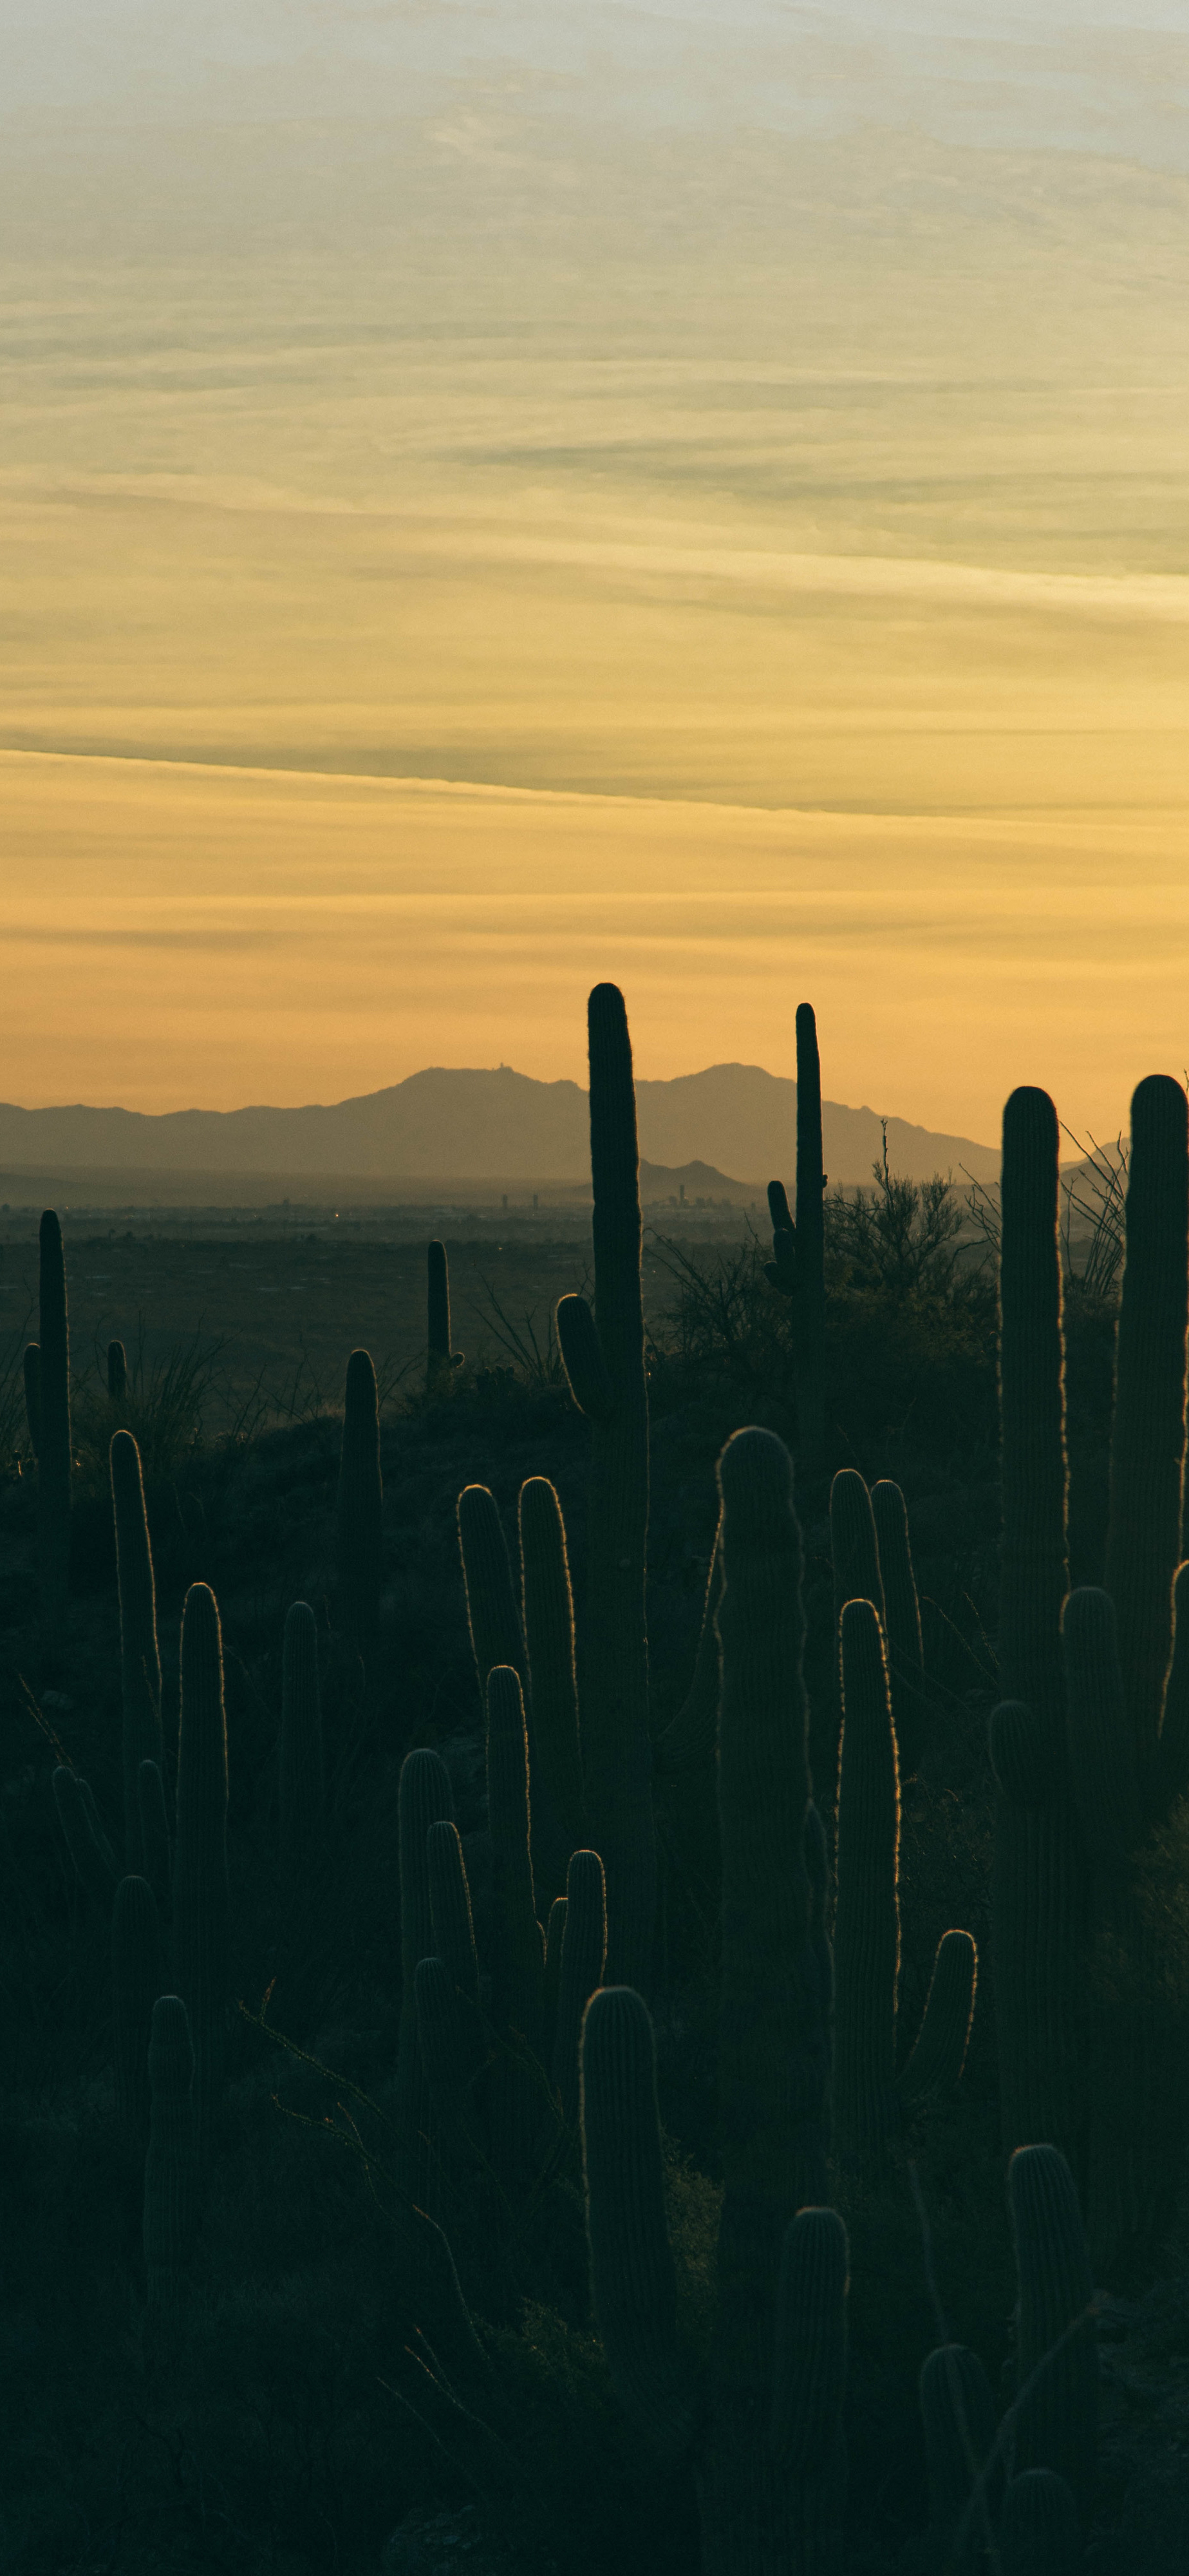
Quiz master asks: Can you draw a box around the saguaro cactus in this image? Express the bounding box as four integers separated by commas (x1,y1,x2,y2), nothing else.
458,1484,525,1709
36,1210,71,1616
278,1601,324,1875
519,1475,585,1909
23,1341,42,1459
107,1338,127,1401
485,1665,547,2175
143,1994,200,2322
870,1479,926,1775
992,1086,1085,2175
552,1847,606,2131
427,1240,463,1393
111,1430,164,1872
336,1348,383,1659
556,983,654,1991
394,1747,456,2206
581,1428,849,2571
172,1582,229,2178
834,1600,976,2174
1008,2144,1098,2521
765,1009,829,1486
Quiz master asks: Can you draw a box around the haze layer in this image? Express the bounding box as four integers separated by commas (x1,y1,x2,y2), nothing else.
3,2,1188,1133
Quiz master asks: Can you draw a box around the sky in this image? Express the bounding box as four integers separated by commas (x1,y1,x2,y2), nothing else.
3,1,1188,1141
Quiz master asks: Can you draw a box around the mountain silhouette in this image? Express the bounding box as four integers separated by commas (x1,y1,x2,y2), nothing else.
0,1064,1000,1190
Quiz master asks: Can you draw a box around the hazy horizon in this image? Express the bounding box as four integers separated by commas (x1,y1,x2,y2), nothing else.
4,1,1187,1137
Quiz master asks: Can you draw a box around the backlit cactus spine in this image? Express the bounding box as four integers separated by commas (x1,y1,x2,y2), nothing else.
36,1209,71,1619
556,983,655,1991
111,1429,164,1872
581,1428,848,2570
171,1582,229,2179
336,1347,383,1660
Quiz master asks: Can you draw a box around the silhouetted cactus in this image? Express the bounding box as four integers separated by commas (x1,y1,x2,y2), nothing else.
107,1337,127,1401
1103,1074,1188,1750
36,1210,71,1617
427,1819,480,2008
518,1475,585,1909
172,1582,229,2178
111,1430,163,1873
581,1428,849,2566
279,1601,324,1875
830,1470,885,1640
142,1994,200,2322
834,1600,976,2171
23,1340,41,1459
113,1873,164,2146
999,2468,1081,2573
53,1765,117,1906
427,1239,463,1392
993,1086,1085,2175
552,1848,606,2130
871,1479,925,1774
556,982,654,1991
458,1483,524,1712
485,1664,548,2175
1008,2145,1097,2521
336,1347,383,1659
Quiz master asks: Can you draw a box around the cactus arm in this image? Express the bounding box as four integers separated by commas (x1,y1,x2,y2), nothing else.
552,1848,606,2131
113,1873,164,2146
335,1347,384,1660
833,1598,900,2170
279,1600,324,1875
427,1818,480,2009
458,1483,525,1708
830,1472,886,1638
580,1984,698,2459
36,1210,71,1618
1007,2145,1098,2521
171,1582,229,2179
764,1182,798,1297
919,2342,1000,2564
897,1931,977,2112
1104,1075,1189,1769
769,2206,848,2471
870,1479,925,1776
518,1475,585,1904
110,1430,163,1873
555,1293,614,1423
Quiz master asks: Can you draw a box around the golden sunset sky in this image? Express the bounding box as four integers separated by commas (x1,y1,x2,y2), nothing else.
4,2,1188,1141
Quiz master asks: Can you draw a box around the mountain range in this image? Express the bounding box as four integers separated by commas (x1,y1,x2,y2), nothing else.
0,1066,1000,1194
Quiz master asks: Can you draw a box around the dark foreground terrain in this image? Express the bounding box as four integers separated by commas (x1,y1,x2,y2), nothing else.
0,1191,1184,2575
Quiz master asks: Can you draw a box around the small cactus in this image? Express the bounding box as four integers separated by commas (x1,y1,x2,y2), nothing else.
999,2468,1082,2574
110,1430,163,1873
427,1240,463,1392
107,1338,127,1401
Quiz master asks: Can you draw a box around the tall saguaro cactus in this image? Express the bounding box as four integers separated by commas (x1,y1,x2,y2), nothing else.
991,1086,1084,2175
36,1209,71,1619
556,983,654,1992
111,1430,164,1871
581,1428,848,2571
427,1240,463,1393
172,1582,229,2178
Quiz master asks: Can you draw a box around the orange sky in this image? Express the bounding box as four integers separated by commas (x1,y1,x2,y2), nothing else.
3,17,1188,1142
